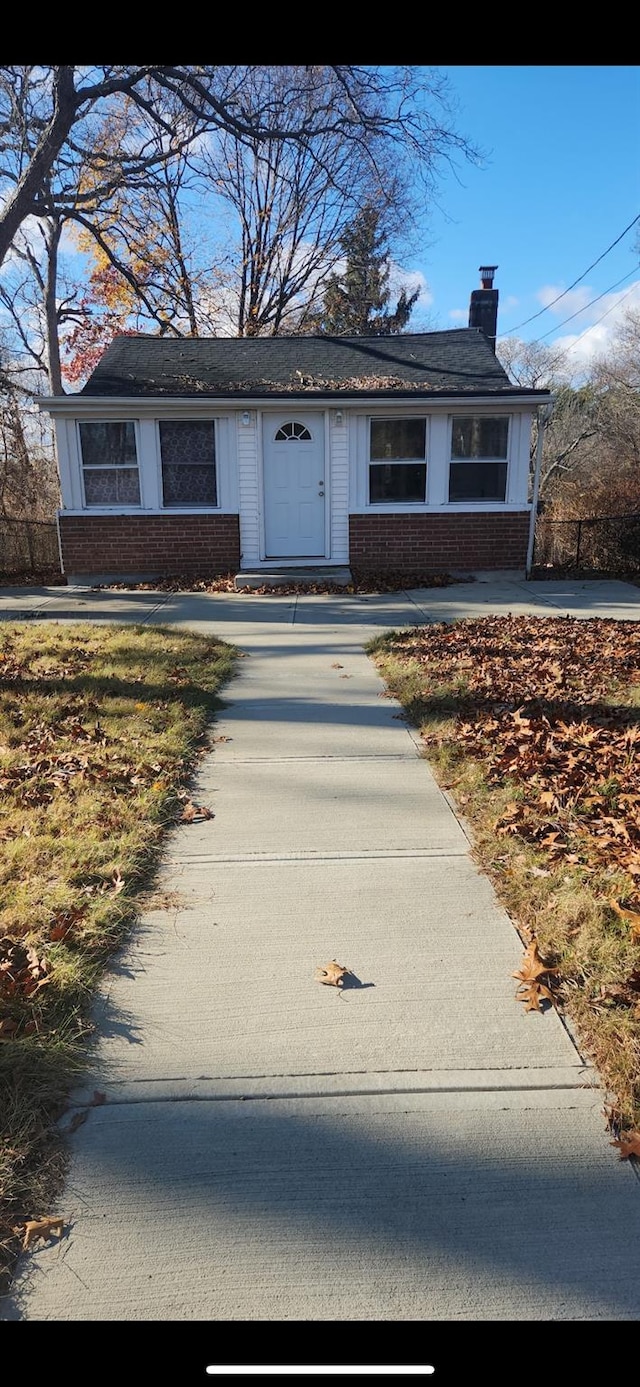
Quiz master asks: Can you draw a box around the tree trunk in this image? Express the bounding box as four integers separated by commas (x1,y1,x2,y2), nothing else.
0,68,77,270
45,216,64,395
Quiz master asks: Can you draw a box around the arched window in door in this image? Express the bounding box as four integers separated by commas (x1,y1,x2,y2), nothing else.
274,421,312,441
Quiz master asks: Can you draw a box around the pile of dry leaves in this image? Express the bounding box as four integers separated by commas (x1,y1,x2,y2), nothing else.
92,570,458,596
378,614,640,1145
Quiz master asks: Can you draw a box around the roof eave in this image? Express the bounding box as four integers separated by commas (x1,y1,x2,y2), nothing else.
39,387,553,413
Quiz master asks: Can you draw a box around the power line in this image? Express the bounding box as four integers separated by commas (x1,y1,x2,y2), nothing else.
535,267,640,341
498,212,640,337
542,280,640,370
564,281,638,350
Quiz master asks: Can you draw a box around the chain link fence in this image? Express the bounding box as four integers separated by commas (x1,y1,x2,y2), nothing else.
0,518,60,576
534,513,640,575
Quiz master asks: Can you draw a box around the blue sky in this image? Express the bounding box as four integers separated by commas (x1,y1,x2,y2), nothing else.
396,66,640,374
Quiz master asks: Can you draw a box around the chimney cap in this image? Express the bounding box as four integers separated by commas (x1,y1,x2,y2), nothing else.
478,265,498,288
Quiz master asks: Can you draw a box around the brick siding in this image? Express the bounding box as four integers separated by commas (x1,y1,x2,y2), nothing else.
59,514,241,576
349,512,530,572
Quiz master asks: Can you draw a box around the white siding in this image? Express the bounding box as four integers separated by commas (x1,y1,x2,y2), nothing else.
507,412,533,504
56,418,82,510
426,415,449,505
236,412,261,565
329,410,349,562
138,420,162,509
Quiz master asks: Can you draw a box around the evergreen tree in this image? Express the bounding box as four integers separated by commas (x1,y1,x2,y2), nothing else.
317,203,419,336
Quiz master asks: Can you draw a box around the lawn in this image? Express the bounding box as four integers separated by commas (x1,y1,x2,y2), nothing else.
0,621,235,1289
370,615,640,1150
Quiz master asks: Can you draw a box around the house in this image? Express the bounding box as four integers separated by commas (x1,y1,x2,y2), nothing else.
41,269,552,582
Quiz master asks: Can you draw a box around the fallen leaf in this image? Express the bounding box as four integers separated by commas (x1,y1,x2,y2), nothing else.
513,940,559,985
513,940,558,1011
22,1216,65,1250
314,960,353,987
609,899,640,938
49,904,87,941
611,1132,640,1160
64,1111,88,1134
520,981,555,1012
180,801,214,822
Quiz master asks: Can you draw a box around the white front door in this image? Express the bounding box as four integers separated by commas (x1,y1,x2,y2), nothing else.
263,413,326,558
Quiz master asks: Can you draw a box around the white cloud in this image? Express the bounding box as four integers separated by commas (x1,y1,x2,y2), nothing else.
537,283,592,317
448,307,468,322
504,295,519,310
548,280,640,376
388,263,433,310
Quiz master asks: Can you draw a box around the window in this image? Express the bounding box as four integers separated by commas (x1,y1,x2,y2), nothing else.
79,421,140,506
449,416,509,502
159,420,217,507
369,418,426,504
275,422,312,441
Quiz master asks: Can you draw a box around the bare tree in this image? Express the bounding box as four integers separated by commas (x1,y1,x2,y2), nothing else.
0,65,477,272
0,355,58,520
63,140,213,365
0,210,80,394
524,308,640,515
198,121,362,336
195,67,427,337
497,336,570,390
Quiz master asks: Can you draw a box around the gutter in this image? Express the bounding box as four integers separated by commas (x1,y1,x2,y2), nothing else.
525,400,554,579
37,389,553,415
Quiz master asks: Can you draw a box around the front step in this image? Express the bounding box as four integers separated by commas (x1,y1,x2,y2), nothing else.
235,566,352,591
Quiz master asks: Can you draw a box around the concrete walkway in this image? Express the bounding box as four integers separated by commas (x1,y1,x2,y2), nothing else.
4,574,640,1321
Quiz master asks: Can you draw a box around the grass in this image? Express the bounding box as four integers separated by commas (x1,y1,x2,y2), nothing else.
369,616,640,1140
0,621,236,1291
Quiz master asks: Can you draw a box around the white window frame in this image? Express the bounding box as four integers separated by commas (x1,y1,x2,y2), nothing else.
447,413,511,506
157,418,219,511
367,415,428,506
62,412,237,515
77,419,142,510
352,411,431,511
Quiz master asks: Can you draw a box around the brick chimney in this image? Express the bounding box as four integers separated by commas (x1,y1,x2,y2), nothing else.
468,265,498,352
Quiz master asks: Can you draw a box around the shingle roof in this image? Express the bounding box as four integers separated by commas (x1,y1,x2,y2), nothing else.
78,330,546,399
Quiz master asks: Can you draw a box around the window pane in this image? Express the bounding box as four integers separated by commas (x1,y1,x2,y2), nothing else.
83,468,141,505
449,462,507,502
159,420,215,464
160,421,217,507
451,417,508,458
162,464,217,506
79,421,137,466
370,463,426,503
370,419,426,460
275,422,312,441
